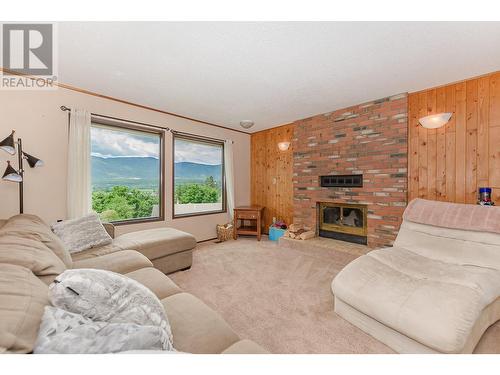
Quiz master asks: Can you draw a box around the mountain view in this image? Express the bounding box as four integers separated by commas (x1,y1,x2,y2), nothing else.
91,156,222,190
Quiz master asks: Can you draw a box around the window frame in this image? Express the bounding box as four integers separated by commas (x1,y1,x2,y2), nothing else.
172,132,227,219
90,117,165,226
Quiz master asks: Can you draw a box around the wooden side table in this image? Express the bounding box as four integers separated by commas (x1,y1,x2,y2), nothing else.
233,206,264,241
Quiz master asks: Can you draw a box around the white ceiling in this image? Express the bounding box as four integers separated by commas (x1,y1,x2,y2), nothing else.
58,22,500,133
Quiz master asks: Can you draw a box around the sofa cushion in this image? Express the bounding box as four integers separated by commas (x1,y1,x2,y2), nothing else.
395,220,500,270
0,235,66,277
222,339,268,354
404,198,500,234
126,268,182,300
0,263,49,353
72,250,153,274
332,247,500,353
162,292,239,353
0,214,72,268
113,228,197,260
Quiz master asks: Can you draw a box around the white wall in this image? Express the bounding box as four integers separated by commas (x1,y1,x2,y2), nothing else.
0,87,251,241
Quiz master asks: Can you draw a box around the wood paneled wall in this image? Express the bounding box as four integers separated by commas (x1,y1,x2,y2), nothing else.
251,124,294,233
408,71,500,204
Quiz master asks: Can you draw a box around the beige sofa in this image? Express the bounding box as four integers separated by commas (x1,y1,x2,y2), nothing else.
332,198,500,354
0,214,267,354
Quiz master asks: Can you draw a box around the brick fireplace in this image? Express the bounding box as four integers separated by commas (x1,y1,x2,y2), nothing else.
292,94,408,248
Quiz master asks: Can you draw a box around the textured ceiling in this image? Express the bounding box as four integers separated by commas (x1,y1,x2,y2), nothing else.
58,22,500,132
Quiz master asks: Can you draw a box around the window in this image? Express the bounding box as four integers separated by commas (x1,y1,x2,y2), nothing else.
90,121,164,224
173,134,225,217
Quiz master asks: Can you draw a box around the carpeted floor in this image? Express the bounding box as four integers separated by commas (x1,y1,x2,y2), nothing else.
169,237,393,354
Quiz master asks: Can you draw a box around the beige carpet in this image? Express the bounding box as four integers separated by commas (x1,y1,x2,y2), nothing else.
169,237,393,354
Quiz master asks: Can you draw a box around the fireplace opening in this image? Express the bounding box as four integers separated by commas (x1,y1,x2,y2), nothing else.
318,202,367,245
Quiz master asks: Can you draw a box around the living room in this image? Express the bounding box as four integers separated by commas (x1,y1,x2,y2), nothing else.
1,2,500,374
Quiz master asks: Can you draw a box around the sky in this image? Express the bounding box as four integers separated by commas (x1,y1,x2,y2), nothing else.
91,126,222,165
174,138,222,165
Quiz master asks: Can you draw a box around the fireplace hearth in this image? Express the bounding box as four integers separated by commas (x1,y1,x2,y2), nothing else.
318,202,367,245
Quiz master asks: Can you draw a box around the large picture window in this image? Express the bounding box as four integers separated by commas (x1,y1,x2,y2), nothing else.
173,134,225,217
90,121,164,224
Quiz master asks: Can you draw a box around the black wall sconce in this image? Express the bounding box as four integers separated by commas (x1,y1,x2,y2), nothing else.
1,130,44,214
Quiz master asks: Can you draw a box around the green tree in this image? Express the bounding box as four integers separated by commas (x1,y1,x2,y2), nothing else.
92,185,159,222
175,183,218,204
205,176,217,189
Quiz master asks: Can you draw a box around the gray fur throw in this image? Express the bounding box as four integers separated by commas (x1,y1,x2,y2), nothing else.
34,269,174,353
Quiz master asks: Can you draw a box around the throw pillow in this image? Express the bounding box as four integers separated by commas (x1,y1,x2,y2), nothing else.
48,268,173,350
34,306,170,354
51,213,112,254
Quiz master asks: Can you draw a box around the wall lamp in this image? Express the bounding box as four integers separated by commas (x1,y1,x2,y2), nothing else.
0,130,44,214
419,113,453,129
278,141,291,151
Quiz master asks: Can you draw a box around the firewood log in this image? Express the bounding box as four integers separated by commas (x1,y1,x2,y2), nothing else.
299,230,315,240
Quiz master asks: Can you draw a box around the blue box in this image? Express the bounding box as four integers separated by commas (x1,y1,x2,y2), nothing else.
269,226,286,241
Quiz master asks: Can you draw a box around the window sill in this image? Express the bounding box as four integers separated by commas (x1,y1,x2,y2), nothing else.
109,216,164,226
173,209,227,219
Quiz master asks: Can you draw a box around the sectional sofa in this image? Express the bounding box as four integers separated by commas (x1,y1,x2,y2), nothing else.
0,214,267,354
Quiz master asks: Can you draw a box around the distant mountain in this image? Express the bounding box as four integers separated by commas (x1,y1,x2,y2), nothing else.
173,161,222,182
91,156,221,191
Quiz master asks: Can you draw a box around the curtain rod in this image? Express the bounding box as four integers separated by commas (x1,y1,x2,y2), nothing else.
171,130,232,144
60,105,170,132
60,106,233,143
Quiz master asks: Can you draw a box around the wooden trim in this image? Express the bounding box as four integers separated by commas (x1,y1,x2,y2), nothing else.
171,132,227,219
111,216,164,226
251,122,294,135
0,67,250,135
410,70,500,95
90,118,166,225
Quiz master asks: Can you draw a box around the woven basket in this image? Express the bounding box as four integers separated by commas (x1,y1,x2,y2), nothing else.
216,223,234,242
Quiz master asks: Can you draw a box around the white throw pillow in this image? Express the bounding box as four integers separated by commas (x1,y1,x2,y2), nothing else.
48,268,173,350
51,213,112,254
34,306,169,354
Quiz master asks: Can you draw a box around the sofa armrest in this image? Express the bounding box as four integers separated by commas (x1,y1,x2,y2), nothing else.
102,223,115,238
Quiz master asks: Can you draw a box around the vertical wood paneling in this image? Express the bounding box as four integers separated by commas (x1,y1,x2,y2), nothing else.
408,94,420,201
435,87,447,200
445,84,456,202
465,79,478,203
477,76,490,187
409,71,500,205
251,124,294,233
417,92,428,198
455,82,467,203
426,89,437,200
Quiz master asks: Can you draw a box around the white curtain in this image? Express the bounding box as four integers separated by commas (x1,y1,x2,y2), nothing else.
67,108,92,219
224,140,235,220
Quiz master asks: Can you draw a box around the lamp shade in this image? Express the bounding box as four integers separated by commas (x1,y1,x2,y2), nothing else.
23,152,44,168
2,161,22,182
0,131,16,155
419,113,453,129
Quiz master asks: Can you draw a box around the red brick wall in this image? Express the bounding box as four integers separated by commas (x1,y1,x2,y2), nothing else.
293,94,408,248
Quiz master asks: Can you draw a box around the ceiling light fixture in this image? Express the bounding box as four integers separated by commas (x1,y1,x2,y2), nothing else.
240,120,254,129
419,113,453,129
